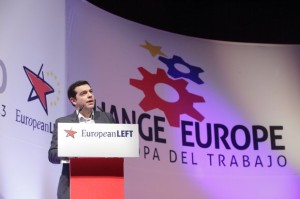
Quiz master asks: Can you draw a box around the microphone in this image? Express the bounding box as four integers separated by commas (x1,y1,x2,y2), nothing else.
97,105,114,123
76,105,84,122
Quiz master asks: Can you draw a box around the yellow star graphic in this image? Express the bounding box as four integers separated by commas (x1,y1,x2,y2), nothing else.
140,40,166,57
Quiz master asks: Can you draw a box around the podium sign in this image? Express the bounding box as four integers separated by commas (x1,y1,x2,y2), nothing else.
58,123,139,158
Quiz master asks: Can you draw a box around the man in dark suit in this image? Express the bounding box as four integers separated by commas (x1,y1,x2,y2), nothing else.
48,80,115,199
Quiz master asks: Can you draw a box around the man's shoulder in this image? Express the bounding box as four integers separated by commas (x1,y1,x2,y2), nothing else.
95,110,112,117
94,110,115,123
55,112,76,123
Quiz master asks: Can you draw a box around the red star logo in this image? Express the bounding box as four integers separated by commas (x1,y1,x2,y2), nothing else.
64,129,77,138
24,64,54,115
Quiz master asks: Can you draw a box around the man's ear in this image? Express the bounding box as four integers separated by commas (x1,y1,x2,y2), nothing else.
69,97,76,107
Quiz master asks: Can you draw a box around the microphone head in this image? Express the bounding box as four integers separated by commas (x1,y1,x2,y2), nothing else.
97,106,104,112
78,105,84,112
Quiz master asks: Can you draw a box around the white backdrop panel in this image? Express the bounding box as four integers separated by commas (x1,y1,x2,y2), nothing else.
66,1,300,199
0,0,66,198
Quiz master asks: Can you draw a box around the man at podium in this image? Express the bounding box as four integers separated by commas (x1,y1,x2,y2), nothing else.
48,80,115,199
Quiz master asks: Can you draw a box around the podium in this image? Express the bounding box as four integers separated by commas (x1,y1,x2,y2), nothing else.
58,123,139,199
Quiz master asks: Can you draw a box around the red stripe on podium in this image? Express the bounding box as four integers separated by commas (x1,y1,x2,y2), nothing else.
70,158,124,199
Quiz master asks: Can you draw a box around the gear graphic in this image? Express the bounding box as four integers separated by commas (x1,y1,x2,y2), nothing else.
159,55,204,85
130,67,205,127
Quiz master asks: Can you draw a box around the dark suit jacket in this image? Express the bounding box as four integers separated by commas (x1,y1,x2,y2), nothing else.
48,110,115,199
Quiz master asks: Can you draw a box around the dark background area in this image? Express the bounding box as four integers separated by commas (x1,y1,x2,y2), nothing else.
86,1,300,44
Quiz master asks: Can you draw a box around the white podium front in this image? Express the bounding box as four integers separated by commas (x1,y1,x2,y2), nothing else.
58,123,139,158
57,123,139,199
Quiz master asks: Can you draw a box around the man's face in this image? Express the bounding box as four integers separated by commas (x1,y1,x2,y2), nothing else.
72,84,95,110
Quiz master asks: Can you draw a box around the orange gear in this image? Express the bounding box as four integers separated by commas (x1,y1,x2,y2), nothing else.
130,67,205,127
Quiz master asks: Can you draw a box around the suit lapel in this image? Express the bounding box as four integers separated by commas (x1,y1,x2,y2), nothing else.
94,111,101,123
70,111,79,123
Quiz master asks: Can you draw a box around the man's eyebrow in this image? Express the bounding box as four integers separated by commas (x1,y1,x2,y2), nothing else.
79,90,88,95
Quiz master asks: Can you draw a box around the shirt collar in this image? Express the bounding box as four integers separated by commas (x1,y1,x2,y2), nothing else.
77,110,94,122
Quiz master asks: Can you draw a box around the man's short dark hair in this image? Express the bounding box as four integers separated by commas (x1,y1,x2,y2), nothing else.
67,80,90,99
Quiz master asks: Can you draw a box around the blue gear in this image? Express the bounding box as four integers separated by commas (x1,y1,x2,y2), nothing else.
159,55,204,84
